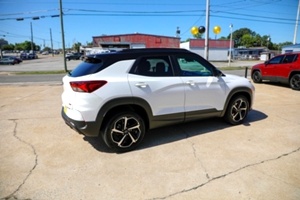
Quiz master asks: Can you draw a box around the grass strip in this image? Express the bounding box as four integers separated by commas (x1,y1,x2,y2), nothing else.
15,70,68,75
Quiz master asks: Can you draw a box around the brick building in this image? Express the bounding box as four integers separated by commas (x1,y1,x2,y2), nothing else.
92,33,180,49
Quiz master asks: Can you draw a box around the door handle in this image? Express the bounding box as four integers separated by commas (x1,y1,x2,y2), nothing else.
135,82,148,88
186,80,195,86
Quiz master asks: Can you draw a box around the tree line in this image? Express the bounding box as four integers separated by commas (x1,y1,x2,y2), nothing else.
191,27,293,50
1,28,294,52
0,39,84,54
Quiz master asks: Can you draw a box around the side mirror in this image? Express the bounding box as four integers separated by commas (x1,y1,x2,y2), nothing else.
264,61,269,65
214,69,224,77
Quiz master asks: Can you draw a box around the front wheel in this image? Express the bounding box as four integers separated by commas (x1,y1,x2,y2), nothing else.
102,111,145,152
290,74,300,90
224,95,249,125
252,71,262,83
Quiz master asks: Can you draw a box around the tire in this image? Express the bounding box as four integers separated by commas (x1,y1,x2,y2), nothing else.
290,74,300,90
102,111,145,152
252,71,262,83
224,95,249,125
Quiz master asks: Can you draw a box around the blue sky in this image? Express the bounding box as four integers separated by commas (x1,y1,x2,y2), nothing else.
0,0,298,49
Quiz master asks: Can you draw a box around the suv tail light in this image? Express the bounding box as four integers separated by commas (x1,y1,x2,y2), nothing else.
70,81,107,93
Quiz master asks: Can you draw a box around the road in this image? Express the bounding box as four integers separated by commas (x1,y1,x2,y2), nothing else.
0,55,256,84
0,74,64,84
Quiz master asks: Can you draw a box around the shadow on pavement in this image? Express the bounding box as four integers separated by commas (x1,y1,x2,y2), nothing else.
84,109,267,153
262,82,291,89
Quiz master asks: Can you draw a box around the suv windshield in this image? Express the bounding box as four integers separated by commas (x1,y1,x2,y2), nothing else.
70,57,103,77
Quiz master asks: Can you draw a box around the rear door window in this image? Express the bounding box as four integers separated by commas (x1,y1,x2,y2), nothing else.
70,57,103,77
282,54,297,63
131,56,173,77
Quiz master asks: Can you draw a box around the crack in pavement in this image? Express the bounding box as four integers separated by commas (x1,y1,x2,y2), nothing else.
180,127,211,180
191,142,210,180
148,147,300,200
1,119,38,200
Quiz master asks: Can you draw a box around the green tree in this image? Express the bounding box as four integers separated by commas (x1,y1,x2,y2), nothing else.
2,44,15,51
14,41,40,51
86,41,93,46
43,46,52,52
230,28,255,47
219,36,228,40
192,33,203,39
72,42,82,52
278,41,293,47
240,34,254,48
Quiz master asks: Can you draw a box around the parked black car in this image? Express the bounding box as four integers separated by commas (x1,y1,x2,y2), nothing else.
20,53,38,60
66,53,82,61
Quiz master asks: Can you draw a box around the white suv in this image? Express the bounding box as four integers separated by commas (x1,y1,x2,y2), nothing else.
61,48,255,152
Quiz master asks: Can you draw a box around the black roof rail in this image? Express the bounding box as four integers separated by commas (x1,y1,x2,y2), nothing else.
119,48,189,53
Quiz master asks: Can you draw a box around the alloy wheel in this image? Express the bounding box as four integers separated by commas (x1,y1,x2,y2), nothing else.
110,116,142,148
230,97,248,123
290,74,300,90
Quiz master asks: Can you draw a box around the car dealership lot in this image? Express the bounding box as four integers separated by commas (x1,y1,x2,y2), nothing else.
0,81,299,199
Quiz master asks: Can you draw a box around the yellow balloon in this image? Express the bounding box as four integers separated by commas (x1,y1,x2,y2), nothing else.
190,26,199,35
213,26,221,34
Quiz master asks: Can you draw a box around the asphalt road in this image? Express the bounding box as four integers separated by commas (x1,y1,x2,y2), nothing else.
0,54,255,84
0,74,64,84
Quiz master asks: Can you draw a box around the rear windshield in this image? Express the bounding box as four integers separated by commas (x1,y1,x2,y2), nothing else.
70,57,103,77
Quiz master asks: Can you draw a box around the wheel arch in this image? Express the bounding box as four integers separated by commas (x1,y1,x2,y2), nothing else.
221,87,253,117
251,68,261,76
97,97,152,134
289,70,300,81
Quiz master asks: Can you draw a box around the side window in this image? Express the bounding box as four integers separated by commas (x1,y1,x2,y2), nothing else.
175,55,213,76
282,54,297,63
269,55,283,64
134,56,173,77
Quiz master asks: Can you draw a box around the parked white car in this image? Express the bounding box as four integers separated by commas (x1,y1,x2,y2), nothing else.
61,48,255,152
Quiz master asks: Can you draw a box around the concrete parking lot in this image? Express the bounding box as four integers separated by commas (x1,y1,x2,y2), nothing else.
0,56,300,200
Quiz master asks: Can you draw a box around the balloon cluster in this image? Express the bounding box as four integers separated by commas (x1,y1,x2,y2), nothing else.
190,25,222,37
190,26,206,36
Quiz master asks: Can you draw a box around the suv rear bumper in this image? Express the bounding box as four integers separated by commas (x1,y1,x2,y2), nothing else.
61,107,100,137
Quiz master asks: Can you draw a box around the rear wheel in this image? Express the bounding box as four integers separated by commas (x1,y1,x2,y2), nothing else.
252,71,262,83
224,95,249,125
290,74,300,90
102,111,145,152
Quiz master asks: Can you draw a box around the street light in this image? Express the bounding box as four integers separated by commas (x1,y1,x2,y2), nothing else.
228,24,233,67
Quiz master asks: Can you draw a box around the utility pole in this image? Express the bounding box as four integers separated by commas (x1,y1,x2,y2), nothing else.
228,24,233,66
30,22,34,52
50,28,54,56
294,0,300,44
204,0,210,60
59,0,67,72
